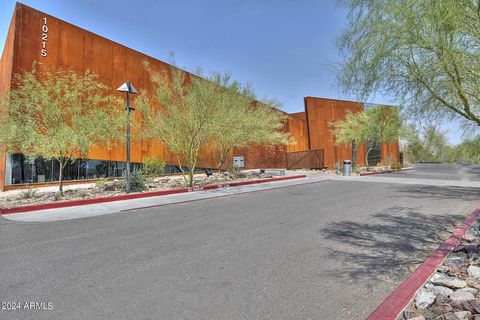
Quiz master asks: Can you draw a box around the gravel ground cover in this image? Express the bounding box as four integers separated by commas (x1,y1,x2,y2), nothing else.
400,220,480,320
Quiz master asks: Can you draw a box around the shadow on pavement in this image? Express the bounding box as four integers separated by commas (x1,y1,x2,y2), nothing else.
394,185,479,201
321,206,464,282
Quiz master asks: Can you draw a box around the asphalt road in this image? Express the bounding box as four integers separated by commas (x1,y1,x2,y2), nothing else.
381,163,480,181
1,164,479,320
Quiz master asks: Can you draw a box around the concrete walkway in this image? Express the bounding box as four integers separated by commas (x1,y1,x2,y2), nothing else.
3,176,318,222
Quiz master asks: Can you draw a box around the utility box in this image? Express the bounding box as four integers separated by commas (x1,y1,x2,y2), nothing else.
233,156,245,168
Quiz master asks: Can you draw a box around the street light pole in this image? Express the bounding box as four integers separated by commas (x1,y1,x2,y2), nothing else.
117,81,138,194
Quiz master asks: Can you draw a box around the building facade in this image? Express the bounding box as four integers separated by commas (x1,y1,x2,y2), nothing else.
286,97,400,169
0,3,399,191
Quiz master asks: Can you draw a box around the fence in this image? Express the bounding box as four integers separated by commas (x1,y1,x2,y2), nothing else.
286,149,324,170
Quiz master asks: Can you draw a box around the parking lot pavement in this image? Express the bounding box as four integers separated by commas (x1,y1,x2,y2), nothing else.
1,164,478,320
377,163,480,181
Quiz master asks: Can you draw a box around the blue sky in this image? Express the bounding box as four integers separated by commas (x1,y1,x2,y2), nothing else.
0,0,464,144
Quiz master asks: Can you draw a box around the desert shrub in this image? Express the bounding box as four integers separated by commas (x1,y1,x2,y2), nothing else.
104,180,123,191
78,190,88,198
124,170,147,193
229,165,241,174
390,163,401,170
95,178,108,189
20,188,37,199
143,158,166,178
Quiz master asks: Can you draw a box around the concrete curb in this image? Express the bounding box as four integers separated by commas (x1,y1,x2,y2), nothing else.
366,205,480,320
0,175,306,215
359,167,413,176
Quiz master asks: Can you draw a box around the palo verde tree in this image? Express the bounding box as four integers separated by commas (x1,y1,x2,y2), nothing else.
332,106,400,166
205,72,289,170
401,125,452,163
337,0,480,129
140,67,222,187
0,65,124,195
456,136,480,164
140,66,289,185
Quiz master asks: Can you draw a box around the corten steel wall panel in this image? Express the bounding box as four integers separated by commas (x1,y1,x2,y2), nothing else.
7,3,288,172
290,112,306,120
305,97,367,168
382,141,400,164
0,9,17,191
233,144,287,169
305,97,400,168
287,114,309,152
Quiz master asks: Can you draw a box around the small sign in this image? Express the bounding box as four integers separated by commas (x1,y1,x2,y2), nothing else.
233,156,245,168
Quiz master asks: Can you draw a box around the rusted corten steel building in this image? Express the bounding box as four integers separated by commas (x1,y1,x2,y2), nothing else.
0,3,399,191
287,97,400,169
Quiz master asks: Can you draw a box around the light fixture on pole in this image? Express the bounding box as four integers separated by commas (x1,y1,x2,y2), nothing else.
117,81,138,193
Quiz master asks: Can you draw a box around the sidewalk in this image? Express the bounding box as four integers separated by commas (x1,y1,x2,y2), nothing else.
2,177,319,222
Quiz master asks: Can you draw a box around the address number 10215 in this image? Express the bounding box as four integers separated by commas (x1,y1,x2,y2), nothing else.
41,17,48,57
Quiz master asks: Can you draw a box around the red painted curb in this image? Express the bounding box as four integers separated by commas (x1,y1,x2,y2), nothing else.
367,205,480,320
359,168,413,176
0,175,306,215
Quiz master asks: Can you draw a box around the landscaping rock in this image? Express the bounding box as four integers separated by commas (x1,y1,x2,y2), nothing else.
438,265,451,273
453,311,472,320
426,283,454,296
403,304,420,319
469,228,479,237
430,273,468,289
465,277,480,291
434,312,462,320
451,299,480,314
454,245,467,253
450,289,475,302
463,233,477,242
430,294,454,315
468,266,480,278
415,289,436,309
406,316,425,320
466,246,480,260
462,287,478,295
445,256,467,273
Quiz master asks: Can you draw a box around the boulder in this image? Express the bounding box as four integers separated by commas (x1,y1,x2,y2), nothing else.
430,273,468,289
